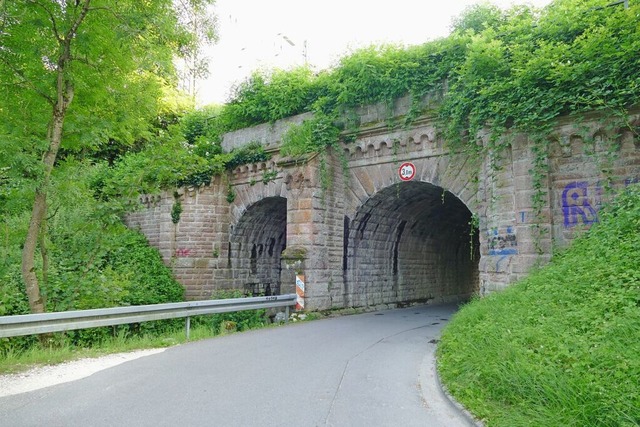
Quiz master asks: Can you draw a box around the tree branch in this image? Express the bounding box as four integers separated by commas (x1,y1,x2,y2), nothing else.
0,55,55,104
66,0,92,42
28,0,63,43
68,54,101,71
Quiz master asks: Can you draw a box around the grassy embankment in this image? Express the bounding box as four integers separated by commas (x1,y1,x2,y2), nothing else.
437,184,640,426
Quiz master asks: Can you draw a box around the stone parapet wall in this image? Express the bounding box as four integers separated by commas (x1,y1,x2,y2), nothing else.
221,112,313,153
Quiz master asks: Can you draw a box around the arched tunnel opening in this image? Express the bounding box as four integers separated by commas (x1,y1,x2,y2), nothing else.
344,181,480,308
229,197,287,296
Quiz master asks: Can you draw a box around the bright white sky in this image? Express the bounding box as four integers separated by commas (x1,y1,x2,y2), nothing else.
198,0,554,106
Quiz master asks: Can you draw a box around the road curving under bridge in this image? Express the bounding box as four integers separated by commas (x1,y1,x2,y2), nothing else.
0,304,478,426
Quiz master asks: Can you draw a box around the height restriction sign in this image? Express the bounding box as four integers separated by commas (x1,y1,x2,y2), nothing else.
398,162,416,181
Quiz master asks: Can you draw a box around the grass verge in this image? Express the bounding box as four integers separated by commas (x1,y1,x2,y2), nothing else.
437,184,640,427
0,309,278,375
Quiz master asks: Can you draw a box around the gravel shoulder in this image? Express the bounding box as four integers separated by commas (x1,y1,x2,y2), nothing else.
0,348,165,398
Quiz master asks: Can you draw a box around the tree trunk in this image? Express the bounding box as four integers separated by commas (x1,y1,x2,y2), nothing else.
21,190,48,314
20,19,77,312
22,106,64,313
39,212,49,288
21,106,69,314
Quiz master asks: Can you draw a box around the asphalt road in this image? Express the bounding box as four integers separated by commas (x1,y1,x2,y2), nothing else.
0,303,473,427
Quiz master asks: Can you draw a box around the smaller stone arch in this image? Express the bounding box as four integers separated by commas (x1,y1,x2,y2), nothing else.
379,139,395,152
616,116,640,151
416,130,437,150
229,196,287,296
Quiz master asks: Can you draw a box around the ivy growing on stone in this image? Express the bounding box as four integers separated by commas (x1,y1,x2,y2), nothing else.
219,1,635,143
171,192,183,224
109,0,639,214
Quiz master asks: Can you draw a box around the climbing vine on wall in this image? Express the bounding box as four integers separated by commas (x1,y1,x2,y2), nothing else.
218,1,637,145
280,114,344,196
171,192,183,224
106,0,639,216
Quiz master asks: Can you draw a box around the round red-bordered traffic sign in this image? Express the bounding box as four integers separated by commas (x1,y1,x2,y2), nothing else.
398,162,416,181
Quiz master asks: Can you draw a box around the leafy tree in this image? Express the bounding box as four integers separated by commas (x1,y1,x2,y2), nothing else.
82,87,194,166
0,0,215,314
450,3,505,34
180,104,224,159
174,0,219,101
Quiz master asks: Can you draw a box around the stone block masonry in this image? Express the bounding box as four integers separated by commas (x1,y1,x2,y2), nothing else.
127,102,640,310
126,176,232,299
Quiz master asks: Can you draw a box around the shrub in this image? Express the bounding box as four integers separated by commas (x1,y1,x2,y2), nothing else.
206,290,267,333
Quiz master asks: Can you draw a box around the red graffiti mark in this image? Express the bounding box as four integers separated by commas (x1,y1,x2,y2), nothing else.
176,248,192,257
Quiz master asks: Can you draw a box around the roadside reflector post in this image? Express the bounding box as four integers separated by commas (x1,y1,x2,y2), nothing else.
295,275,305,311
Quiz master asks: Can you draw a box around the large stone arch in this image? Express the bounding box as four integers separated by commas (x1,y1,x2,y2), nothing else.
342,180,479,307
330,121,481,308
228,159,287,224
342,135,479,218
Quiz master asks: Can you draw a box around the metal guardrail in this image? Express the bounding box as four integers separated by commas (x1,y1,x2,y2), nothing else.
0,294,297,339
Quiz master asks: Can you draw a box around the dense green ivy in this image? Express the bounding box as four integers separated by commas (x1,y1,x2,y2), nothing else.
280,115,342,157
223,142,271,171
106,0,640,197
441,1,640,145
206,0,639,153
222,67,323,128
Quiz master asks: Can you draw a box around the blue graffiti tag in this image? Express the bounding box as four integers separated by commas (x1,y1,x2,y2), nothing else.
562,182,598,228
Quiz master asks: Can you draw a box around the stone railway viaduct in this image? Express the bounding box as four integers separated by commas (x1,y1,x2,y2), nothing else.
126,98,640,310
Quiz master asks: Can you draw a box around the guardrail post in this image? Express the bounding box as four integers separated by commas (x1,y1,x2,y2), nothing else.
186,316,191,340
